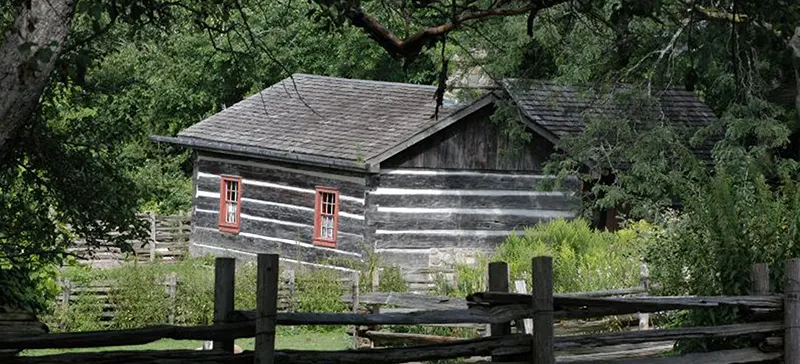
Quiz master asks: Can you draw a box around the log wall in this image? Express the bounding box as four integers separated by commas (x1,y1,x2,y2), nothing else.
368,169,579,291
190,152,367,271
382,105,555,170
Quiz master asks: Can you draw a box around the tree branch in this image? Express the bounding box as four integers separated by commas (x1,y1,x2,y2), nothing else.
338,0,570,59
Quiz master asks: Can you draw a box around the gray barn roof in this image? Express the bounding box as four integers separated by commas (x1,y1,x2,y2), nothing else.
173,74,462,166
504,80,718,141
157,74,718,170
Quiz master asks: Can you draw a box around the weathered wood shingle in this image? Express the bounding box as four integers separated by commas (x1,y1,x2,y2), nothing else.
503,80,717,138
178,74,460,163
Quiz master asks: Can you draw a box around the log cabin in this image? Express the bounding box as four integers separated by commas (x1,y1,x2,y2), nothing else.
152,74,716,289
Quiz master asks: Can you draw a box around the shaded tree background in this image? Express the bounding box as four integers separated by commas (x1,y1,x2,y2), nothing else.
1,0,800,311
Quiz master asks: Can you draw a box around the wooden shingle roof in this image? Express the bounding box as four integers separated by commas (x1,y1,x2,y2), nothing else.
176,74,462,164
503,79,718,140
159,74,719,170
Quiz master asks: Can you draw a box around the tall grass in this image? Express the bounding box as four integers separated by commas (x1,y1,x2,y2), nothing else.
43,254,409,332
436,218,648,296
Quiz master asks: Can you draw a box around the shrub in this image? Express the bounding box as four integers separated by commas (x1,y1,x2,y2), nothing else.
43,268,107,332
293,267,349,332
45,252,414,333
107,264,171,329
644,163,800,353
437,218,647,297
170,259,214,326
234,261,258,311
295,268,348,313
344,243,409,294
44,259,217,331
376,265,408,293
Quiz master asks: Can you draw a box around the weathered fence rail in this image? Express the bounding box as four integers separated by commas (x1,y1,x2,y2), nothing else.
68,213,190,267
53,271,312,327
4,255,797,364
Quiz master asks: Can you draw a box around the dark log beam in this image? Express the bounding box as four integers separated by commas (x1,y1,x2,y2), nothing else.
468,292,783,310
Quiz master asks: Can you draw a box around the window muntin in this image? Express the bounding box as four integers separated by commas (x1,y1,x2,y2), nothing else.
313,187,339,247
218,176,242,233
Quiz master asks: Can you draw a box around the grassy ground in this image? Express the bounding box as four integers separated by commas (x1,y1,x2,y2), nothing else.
21,329,351,356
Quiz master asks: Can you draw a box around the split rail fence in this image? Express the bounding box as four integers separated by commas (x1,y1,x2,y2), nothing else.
344,263,655,350
2,255,797,363
54,270,318,327
68,214,190,267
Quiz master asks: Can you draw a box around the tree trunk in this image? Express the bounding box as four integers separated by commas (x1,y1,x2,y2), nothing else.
0,0,76,162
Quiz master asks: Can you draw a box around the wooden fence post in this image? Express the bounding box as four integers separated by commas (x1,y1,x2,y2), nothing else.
752,263,769,295
532,256,554,364
166,272,178,325
514,280,533,334
785,258,800,364
352,271,360,349
213,257,235,353
255,254,279,364
372,267,380,293
61,280,71,311
488,261,511,362
60,280,71,330
287,270,295,313
149,212,157,262
638,262,650,330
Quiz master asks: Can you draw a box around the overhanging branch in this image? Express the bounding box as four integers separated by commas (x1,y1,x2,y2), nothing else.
338,1,569,59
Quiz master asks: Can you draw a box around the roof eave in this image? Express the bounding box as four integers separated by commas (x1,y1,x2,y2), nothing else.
150,135,372,173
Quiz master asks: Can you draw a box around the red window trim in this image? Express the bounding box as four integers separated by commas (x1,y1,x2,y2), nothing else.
313,186,340,248
218,176,242,234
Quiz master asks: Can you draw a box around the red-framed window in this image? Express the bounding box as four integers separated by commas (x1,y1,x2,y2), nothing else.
218,176,242,233
313,187,340,248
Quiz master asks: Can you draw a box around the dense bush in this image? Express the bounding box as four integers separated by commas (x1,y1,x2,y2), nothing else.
647,169,800,297
234,261,258,311
109,264,172,329
642,158,800,352
294,268,349,314
43,254,411,332
436,218,647,297
351,244,409,294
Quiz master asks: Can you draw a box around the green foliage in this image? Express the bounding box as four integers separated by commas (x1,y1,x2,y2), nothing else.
375,265,409,294
641,154,800,352
233,261,259,312
108,265,171,329
489,99,532,163
543,89,708,221
295,268,348,314
499,219,643,293
0,81,147,312
437,219,646,297
43,259,217,331
170,260,215,326
0,258,61,313
291,268,349,333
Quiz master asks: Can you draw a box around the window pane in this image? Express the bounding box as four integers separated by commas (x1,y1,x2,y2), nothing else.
225,180,238,202
226,202,237,223
322,216,334,238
